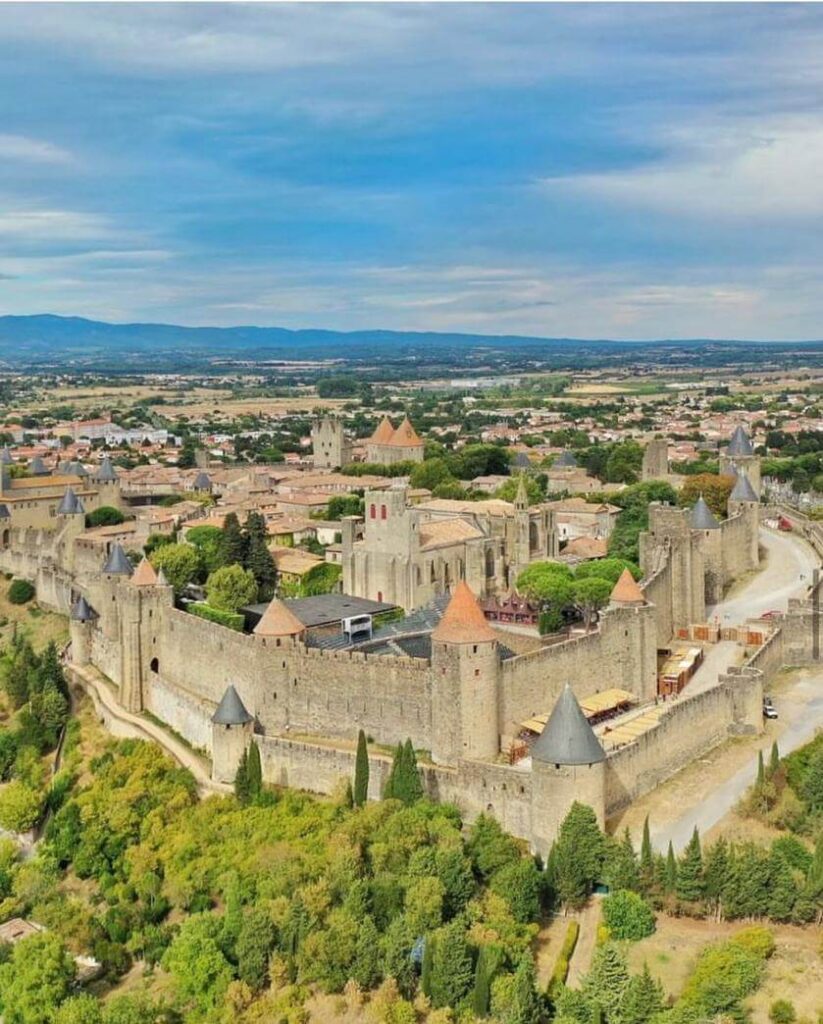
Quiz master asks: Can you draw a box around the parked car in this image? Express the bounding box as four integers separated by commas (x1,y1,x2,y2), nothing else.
763,704,778,720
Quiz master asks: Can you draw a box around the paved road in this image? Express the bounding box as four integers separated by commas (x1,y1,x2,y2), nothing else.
651,527,821,853
708,528,818,625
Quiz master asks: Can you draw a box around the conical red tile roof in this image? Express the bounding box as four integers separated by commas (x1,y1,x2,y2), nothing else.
389,416,423,448
610,568,645,605
254,598,305,637
131,558,158,586
370,416,395,444
432,581,498,644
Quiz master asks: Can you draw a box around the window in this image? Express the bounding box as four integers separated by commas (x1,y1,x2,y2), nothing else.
380,505,387,520
370,504,376,519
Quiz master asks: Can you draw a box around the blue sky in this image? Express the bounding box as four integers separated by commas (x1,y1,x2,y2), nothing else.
1,3,823,339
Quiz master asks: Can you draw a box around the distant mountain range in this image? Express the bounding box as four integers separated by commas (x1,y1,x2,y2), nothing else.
0,314,820,371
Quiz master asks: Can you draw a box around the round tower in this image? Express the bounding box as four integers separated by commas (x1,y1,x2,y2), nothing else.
728,470,760,569
690,494,723,604
211,684,254,783
720,425,760,496
69,594,96,667
529,683,606,858
92,456,122,510
430,581,499,764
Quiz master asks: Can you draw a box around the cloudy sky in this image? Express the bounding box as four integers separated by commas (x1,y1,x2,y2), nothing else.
1,3,822,339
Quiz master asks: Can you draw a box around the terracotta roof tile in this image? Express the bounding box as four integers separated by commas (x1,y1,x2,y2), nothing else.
254,598,306,637
431,581,498,644
389,416,424,448
610,568,646,605
131,558,158,586
370,416,396,444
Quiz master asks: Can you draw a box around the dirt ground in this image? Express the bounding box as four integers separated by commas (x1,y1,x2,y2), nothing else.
627,914,822,1021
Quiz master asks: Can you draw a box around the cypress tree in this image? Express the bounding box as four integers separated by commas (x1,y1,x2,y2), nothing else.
247,741,263,802
677,827,704,903
664,841,677,893
246,528,277,599
769,740,780,777
606,828,640,892
220,512,247,567
757,750,766,786
234,748,250,803
353,729,369,807
509,951,541,1024
703,837,729,919
767,852,798,922
400,738,424,805
352,915,382,990
471,945,494,1018
429,922,474,1009
383,744,403,800
639,817,655,894
420,933,434,999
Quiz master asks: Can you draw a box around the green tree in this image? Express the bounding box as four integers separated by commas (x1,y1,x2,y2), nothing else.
0,931,76,1024
471,944,499,1018
219,512,247,567
507,952,542,1024
677,828,704,903
55,995,102,1024
149,542,199,596
769,999,796,1024
572,576,612,628
382,743,404,801
351,915,382,990
621,962,664,1024
244,512,277,599
639,817,655,895
602,890,656,941
605,829,640,892
236,908,276,991
399,739,424,805
467,814,521,880
205,563,258,612
582,942,630,1023
234,748,250,804
353,729,369,807
184,525,224,577
664,841,678,893
246,742,263,802
429,921,474,1009
0,780,43,833
768,740,780,777
703,837,730,918
161,914,234,1014
554,802,604,909
490,858,542,924
86,506,125,528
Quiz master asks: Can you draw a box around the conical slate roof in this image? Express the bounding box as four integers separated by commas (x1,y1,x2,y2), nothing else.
531,683,606,766
212,684,253,725
727,425,754,457
96,456,118,482
431,581,498,645
514,473,529,508
131,558,158,586
69,460,89,477
730,471,758,503
610,568,646,605
0,446,13,464
254,597,305,637
721,462,738,479
0,504,10,519
102,542,133,575
192,472,211,491
553,450,578,468
28,456,48,476
57,486,85,515
513,451,532,469
690,495,720,530
70,595,97,621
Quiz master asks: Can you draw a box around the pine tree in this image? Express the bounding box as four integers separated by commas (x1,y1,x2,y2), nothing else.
606,828,640,892
353,730,369,807
382,744,404,800
767,852,798,922
664,841,677,893
245,526,277,600
554,802,605,909
769,740,780,777
676,827,704,903
582,942,630,1023
639,817,655,894
247,742,263,802
509,951,542,1024
220,512,247,567
621,962,664,1024
234,748,250,803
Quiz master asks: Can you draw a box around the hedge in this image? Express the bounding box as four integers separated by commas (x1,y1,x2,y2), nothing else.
548,919,580,994
8,579,35,605
189,602,244,632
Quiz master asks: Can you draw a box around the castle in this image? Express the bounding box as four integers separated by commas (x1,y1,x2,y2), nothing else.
2,427,817,855
341,478,558,610
365,416,426,465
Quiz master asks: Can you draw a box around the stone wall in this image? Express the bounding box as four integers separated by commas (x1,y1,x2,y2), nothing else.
605,669,763,814
147,673,212,754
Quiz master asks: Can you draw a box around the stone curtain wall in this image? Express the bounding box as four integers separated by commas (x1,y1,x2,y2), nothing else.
147,674,213,753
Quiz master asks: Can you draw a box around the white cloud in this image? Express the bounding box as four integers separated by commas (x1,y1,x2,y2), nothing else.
0,209,113,241
0,134,75,165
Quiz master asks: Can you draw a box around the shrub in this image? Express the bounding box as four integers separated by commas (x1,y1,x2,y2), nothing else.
548,920,579,994
7,578,35,605
770,999,796,1024
190,602,244,632
602,889,656,941
729,926,776,961
86,506,125,528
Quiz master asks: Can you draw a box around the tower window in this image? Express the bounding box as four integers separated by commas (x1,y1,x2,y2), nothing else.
370,504,376,519
381,505,387,520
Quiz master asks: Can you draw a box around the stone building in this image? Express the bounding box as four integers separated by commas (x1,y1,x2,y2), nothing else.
641,438,669,481
341,480,558,610
311,416,353,470
720,425,761,496
365,416,426,465
0,456,121,535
